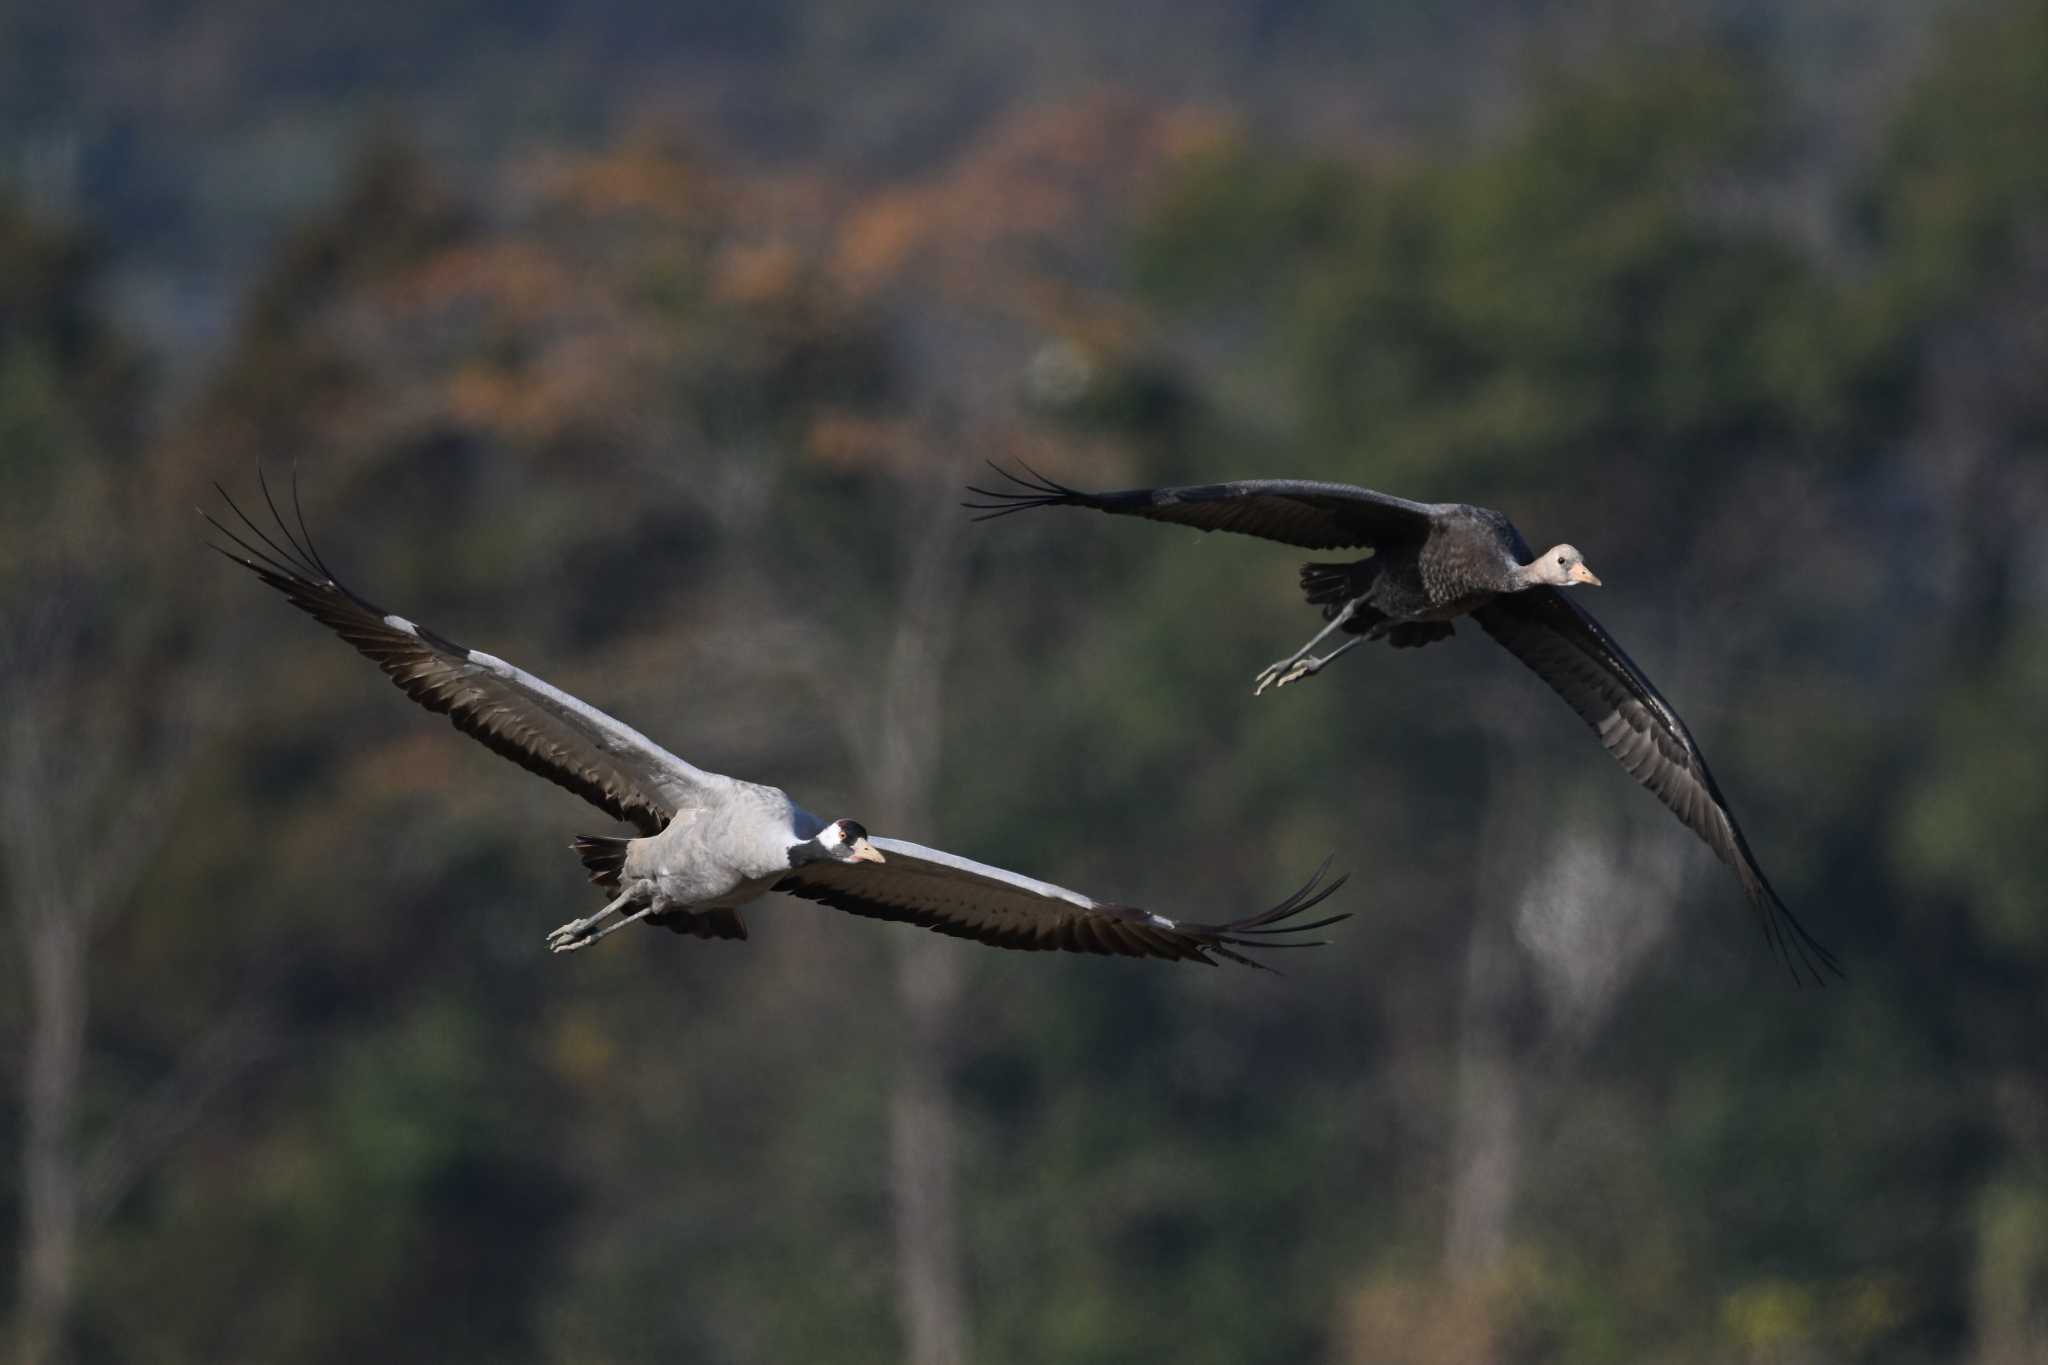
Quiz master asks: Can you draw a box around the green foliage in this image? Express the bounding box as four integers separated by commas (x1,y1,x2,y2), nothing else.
1898,629,2048,957
1138,55,1879,503
0,198,145,527
5,4,2046,1362
1862,0,2048,316
1114,13,2045,1361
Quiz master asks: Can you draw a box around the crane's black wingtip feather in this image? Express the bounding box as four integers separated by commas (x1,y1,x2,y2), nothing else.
1276,862,1346,918
288,460,336,579
201,539,254,573
961,495,1063,522
1758,885,1843,989
202,505,303,583
1012,458,1060,486
1191,862,1351,967
1238,910,1351,936
217,480,319,582
960,463,1089,520
258,462,323,580
975,460,1085,500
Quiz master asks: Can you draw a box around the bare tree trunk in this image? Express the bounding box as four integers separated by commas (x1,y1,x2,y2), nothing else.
4,655,94,1365
16,909,85,1365
1442,613,1709,1290
1442,914,1521,1284
867,451,975,1365
2,585,234,1365
731,423,980,1364
889,943,968,1365
1441,738,1534,1285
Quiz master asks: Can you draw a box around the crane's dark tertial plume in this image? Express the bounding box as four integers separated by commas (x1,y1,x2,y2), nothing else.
970,464,1841,987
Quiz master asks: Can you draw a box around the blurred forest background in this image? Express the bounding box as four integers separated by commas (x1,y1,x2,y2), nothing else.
3,0,2046,1361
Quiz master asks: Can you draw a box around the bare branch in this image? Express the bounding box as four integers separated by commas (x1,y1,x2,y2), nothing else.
78,1004,284,1236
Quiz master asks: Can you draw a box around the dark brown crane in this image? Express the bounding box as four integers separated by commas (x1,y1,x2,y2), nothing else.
968,465,1840,986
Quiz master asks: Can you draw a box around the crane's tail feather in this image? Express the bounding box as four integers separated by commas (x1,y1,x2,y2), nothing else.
570,834,747,941
572,833,631,888
1299,561,1384,624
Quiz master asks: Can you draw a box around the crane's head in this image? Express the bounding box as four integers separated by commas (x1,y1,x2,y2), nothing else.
791,819,887,867
1531,543,1601,588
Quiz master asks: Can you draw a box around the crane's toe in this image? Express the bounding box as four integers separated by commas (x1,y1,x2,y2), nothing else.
1256,655,1322,694
1253,658,1299,695
1274,658,1321,689
1256,636,1363,693
546,916,600,951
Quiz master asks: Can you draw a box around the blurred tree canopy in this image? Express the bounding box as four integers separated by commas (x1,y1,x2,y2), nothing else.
2,2,2045,1363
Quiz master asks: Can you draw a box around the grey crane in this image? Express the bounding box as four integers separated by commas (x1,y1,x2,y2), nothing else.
205,474,1347,965
966,466,1840,985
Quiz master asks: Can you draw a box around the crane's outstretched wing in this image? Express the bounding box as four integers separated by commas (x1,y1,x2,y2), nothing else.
776,839,1349,967
1472,587,1841,985
206,471,730,835
964,464,1441,551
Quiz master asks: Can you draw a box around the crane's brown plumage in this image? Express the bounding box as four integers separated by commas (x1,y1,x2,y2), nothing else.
968,464,1841,985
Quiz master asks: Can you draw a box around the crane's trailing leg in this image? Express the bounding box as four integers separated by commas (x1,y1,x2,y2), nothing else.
1253,599,1360,695
550,901,662,953
546,889,637,953
1262,637,1364,692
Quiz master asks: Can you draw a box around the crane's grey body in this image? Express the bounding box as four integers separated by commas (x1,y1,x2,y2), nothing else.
544,782,833,950
1303,503,1528,633
619,783,821,911
209,472,1348,966
968,466,1840,985
1259,502,1589,686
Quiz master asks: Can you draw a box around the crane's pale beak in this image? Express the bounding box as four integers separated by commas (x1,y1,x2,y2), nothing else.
1569,562,1602,586
849,838,886,864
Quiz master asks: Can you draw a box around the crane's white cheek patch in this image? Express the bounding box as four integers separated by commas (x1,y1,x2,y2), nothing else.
1149,913,1178,929
382,614,419,636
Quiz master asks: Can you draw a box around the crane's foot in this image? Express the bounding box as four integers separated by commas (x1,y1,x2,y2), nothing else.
1253,636,1362,695
1255,655,1323,694
548,888,636,953
1253,600,1364,695
548,896,660,954
1253,658,1297,695
546,917,602,953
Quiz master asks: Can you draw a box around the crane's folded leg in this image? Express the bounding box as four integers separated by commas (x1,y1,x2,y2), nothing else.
546,888,637,952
